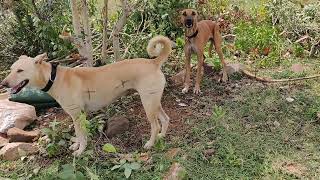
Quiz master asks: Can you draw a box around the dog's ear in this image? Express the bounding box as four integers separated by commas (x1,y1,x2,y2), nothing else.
34,53,48,64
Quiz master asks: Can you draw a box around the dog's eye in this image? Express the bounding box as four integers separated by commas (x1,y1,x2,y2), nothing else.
182,12,187,16
17,69,24,73
192,11,196,16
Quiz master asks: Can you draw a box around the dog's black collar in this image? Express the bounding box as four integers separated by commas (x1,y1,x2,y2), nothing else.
41,62,59,92
186,29,199,39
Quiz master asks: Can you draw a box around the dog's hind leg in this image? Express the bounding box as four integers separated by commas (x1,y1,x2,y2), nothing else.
158,106,170,138
139,91,162,149
213,25,228,82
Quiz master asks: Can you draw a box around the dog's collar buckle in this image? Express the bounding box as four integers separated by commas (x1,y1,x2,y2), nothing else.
41,62,59,92
186,29,199,39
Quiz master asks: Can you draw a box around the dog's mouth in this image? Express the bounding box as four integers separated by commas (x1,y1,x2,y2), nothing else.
185,19,194,28
11,79,29,94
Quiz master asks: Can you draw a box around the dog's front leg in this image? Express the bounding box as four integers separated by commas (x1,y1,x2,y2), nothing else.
67,110,88,156
182,46,192,93
194,51,204,94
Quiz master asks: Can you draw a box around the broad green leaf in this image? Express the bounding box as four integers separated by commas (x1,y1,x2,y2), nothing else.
124,168,132,179
130,162,141,170
102,143,117,153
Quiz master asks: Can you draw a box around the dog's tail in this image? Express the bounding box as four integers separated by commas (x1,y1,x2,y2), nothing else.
147,35,172,67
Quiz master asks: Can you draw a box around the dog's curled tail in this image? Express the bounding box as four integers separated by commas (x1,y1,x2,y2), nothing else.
147,35,172,67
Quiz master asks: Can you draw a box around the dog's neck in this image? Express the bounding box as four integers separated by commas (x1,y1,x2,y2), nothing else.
38,62,62,96
185,24,198,38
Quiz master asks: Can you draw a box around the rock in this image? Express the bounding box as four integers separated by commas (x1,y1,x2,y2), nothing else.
291,64,304,73
0,136,9,147
7,127,40,143
0,92,9,100
0,142,38,160
163,163,187,180
106,115,129,137
0,100,37,133
225,63,245,75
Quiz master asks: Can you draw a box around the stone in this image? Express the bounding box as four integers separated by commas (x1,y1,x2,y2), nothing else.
291,64,304,73
0,136,9,147
106,115,129,137
163,163,187,180
0,100,37,133
0,142,38,160
7,127,40,143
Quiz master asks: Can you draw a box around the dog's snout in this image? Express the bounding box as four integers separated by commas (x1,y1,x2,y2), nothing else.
185,18,193,27
0,80,9,88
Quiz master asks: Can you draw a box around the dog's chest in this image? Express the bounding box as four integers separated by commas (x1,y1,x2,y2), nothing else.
186,41,199,54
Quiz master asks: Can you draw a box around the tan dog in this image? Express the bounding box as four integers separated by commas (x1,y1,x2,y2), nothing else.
181,9,228,94
0,36,172,156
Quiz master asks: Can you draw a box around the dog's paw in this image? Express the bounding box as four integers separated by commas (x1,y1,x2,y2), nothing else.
72,149,84,157
69,142,80,151
193,86,201,94
143,141,154,149
182,87,189,93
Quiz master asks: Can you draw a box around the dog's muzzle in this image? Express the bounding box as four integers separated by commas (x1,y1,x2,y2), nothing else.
185,18,193,28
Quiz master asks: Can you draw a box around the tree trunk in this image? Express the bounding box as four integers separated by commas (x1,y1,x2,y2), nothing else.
112,0,130,61
102,0,109,63
80,0,93,66
67,0,93,67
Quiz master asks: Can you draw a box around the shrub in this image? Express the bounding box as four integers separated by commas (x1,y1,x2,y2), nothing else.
234,21,284,67
1,0,74,59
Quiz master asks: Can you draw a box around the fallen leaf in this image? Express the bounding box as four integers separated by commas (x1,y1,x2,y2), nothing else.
286,97,294,102
178,103,187,107
165,148,181,159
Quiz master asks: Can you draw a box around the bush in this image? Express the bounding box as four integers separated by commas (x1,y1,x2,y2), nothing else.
121,0,194,58
1,0,74,59
267,0,320,56
234,21,284,67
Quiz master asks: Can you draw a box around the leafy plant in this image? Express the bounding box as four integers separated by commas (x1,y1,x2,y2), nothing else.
111,159,141,179
235,21,284,67
212,105,226,121
58,164,86,180
4,0,73,58
41,119,72,157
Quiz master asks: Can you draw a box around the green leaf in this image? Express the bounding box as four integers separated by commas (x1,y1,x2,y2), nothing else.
111,165,121,171
124,168,132,179
102,143,117,153
75,171,86,180
129,162,141,170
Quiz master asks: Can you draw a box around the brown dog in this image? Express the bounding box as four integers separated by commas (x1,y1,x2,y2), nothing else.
181,9,228,94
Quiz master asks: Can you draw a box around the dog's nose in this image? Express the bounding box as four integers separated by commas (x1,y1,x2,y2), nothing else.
185,18,193,27
0,81,9,88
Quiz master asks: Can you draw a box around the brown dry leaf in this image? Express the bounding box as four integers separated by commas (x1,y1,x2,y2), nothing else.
281,162,306,177
262,47,271,56
163,163,187,180
165,148,181,160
